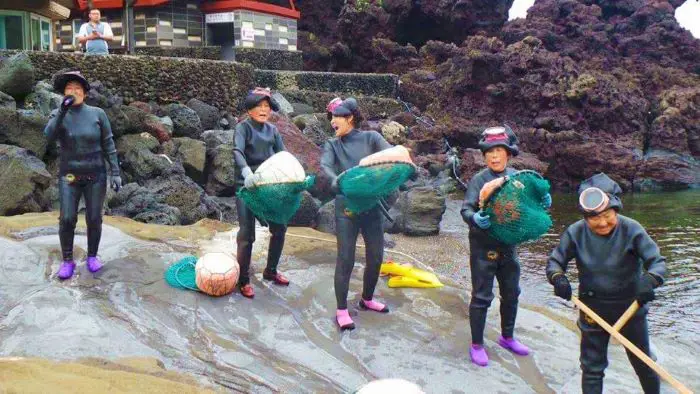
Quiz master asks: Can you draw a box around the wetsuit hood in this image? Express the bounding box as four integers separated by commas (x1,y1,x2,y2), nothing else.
577,173,623,215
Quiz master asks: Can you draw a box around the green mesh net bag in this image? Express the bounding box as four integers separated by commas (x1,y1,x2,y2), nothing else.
338,146,417,215
237,151,316,225
164,255,199,291
480,170,553,245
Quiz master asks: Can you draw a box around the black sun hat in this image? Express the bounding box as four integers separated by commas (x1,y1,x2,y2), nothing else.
53,70,90,93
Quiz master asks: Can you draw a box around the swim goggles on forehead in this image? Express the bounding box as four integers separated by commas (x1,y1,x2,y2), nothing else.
249,87,272,97
482,126,509,142
579,187,610,214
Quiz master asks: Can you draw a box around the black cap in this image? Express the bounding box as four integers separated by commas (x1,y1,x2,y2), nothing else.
244,87,280,112
331,97,359,117
53,71,90,93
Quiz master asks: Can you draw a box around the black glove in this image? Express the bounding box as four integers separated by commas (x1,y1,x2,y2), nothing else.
636,274,657,305
60,95,75,112
552,274,572,301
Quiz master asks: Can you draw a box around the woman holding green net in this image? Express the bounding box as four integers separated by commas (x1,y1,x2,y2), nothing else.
460,125,552,367
233,88,291,298
321,98,393,331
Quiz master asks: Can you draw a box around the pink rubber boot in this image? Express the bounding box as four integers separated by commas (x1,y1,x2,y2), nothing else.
336,309,355,331
359,298,389,313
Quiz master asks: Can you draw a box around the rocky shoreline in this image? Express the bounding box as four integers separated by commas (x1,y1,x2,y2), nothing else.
0,54,450,230
296,0,700,191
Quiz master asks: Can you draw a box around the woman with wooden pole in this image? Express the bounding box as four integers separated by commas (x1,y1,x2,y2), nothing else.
545,173,666,394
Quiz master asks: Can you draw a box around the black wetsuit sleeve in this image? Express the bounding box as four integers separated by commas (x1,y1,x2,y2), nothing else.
460,176,481,225
633,227,666,286
320,141,337,181
44,109,66,144
273,128,286,153
372,131,392,152
546,228,577,283
98,109,120,176
233,123,249,170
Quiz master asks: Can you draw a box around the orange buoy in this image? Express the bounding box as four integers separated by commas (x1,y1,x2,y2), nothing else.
195,252,239,296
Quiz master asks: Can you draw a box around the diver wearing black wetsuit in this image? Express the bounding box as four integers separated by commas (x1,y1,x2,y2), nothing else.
547,173,665,394
321,98,393,330
44,71,121,280
233,88,289,298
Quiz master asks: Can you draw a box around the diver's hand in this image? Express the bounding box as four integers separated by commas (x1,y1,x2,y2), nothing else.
60,95,75,113
472,211,491,229
111,175,122,192
552,274,572,301
542,193,552,209
330,177,340,194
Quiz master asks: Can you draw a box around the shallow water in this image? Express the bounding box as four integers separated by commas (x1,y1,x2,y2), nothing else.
425,190,700,340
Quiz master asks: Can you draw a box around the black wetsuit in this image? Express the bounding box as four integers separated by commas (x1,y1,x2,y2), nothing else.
546,215,666,394
460,167,519,345
321,129,392,309
44,104,119,261
233,118,286,286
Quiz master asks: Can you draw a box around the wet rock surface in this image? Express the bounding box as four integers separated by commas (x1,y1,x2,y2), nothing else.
0,214,697,393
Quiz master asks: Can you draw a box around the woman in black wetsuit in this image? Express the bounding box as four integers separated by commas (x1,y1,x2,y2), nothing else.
320,98,393,330
43,71,122,280
233,88,291,299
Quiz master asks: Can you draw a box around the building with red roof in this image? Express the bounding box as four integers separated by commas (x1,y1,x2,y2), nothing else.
1,1,299,59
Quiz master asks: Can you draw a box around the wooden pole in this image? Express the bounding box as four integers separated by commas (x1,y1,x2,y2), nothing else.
572,296,693,394
612,301,640,332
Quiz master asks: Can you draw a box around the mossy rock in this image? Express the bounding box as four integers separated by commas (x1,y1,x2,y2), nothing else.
0,52,35,100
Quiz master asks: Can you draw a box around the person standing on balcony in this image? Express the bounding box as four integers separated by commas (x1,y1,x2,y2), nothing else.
78,9,113,55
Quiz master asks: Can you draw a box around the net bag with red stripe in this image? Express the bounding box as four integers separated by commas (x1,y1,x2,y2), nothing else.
479,170,553,245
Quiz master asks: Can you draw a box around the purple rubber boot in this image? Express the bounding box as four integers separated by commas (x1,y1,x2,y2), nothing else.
498,336,530,356
86,256,103,273
57,260,76,280
470,344,489,367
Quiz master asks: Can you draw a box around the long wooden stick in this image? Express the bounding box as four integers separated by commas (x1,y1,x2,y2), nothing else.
612,301,640,332
572,297,694,394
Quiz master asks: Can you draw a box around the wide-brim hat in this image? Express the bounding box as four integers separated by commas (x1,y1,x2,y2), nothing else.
478,124,520,157
53,71,90,93
577,173,623,215
244,87,280,112
331,97,359,117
